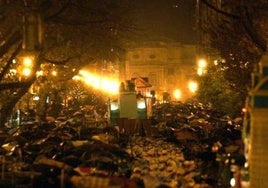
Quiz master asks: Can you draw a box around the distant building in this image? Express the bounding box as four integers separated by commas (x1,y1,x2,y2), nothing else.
120,40,197,101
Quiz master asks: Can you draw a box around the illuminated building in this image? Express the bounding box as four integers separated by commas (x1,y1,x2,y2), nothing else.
121,40,197,101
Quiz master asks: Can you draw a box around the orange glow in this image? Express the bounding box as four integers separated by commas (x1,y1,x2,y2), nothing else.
36,70,43,77
188,81,198,93
197,68,203,76
197,59,207,76
77,70,119,95
173,89,181,100
198,59,207,68
23,57,33,67
22,68,31,77
51,70,57,76
21,56,34,77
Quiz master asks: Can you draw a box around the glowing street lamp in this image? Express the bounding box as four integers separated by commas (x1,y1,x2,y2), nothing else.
23,57,33,67
109,100,120,125
22,68,31,77
77,70,120,95
198,59,207,68
51,70,57,76
173,89,182,101
21,56,34,77
197,58,207,76
188,81,198,93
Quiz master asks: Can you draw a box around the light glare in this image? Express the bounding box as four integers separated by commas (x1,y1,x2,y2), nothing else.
188,81,198,93
198,59,207,68
77,70,119,95
22,68,31,76
230,177,236,187
137,100,146,109
173,89,181,100
110,102,119,111
52,70,57,76
23,57,33,67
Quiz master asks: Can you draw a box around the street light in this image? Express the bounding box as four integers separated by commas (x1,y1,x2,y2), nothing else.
21,56,34,77
137,98,147,119
197,58,207,76
22,68,31,77
109,100,120,125
51,70,57,76
198,59,207,68
188,81,198,93
173,89,182,101
78,70,119,95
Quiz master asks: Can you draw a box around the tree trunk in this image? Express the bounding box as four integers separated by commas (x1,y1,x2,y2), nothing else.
35,85,49,122
0,79,35,127
0,52,40,127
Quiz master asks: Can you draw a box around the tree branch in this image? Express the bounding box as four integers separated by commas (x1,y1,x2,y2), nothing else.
43,0,71,22
200,0,239,19
0,30,21,57
0,81,32,91
42,55,80,65
0,42,22,80
240,7,267,52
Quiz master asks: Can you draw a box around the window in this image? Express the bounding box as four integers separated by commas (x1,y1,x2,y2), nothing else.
149,54,156,59
167,68,174,75
133,54,139,59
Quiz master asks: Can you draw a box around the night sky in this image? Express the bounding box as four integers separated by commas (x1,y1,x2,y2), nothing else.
131,0,197,44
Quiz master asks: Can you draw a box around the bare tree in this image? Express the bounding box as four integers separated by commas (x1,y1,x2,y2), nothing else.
196,0,268,115
0,0,136,125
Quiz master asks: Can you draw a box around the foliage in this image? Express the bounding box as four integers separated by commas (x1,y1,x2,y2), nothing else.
61,80,107,110
200,0,268,52
197,0,268,116
195,62,244,117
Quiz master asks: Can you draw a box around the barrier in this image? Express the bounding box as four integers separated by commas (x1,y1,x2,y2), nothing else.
118,118,160,137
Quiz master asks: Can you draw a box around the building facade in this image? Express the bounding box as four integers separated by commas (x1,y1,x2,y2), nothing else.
120,41,197,101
